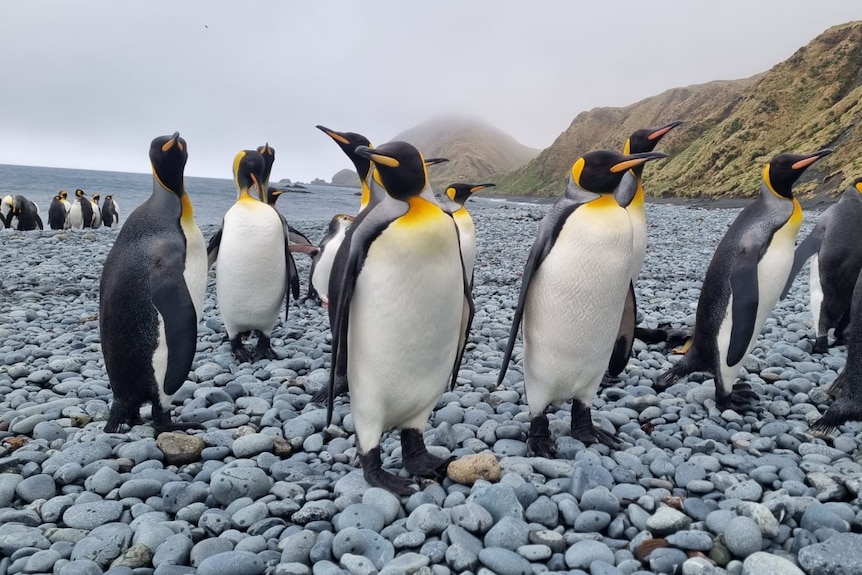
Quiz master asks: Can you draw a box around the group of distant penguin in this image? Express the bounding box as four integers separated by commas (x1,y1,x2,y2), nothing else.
0,189,119,230
95,126,862,495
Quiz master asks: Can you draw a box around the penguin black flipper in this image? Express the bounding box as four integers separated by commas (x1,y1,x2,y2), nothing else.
497,195,581,386
608,281,637,376
450,233,476,391
150,248,199,396
781,212,830,298
288,224,313,247
727,244,761,366
328,198,408,425
34,213,44,230
280,214,301,309
207,224,223,268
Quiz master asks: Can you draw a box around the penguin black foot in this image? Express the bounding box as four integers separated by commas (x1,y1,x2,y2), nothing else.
716,383,762,413
255,335,277,360
359,447,416,496
230,337,254,363
571,401,620,448
401,429,453,480
828,377,847,399
812,335,829,354
105,400,144,433
152,408,203,433
527,415,556,458
665,329,692,351
634,326,668,345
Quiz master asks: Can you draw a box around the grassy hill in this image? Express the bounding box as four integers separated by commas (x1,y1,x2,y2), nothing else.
497,21,862,201
393,116,539,189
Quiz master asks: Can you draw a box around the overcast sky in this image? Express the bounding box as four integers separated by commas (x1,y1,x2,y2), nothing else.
0,1,859,183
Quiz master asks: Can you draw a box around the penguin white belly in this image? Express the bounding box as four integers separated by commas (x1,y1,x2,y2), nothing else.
716,227,798,393
455,213,476,285
69,202,83,229
311,227,347,304
92,204,102,228
810,255,824,336
523,207,632,415
182,219,207,321
62,201,72,229
152,313,171,409
347,217,463,452
216,202,286,337
628,205,647,282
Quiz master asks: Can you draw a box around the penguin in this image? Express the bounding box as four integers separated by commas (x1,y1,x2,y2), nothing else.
656,149,833,411
68,189,93,229
608,121,683,375
496,149,668,457
306,213,354,305
209,150,296,362
4,195,43,230
99,132,207,432
12,196,45,231
810,267,862,434
48,195,68,230
59,190,72,229
1,195,13,228
327,141,472,494
781,177,862,353
439,183,495,286
90,193,102,228
101,195,120,227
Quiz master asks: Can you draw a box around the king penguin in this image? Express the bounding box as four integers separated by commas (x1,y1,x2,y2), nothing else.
496,149,667,456
101,195,120,227
439,183,495,286
327,141,472,494
90,193,102,228
608,121,683,375
68,189,93,229
316,125,379,213
656,149,833,410
306,213,354,306
782,176,862,353
99,132,207,432
810,267,862,434
4,196,43,230
1,195,13,228
210,150,296,362
60,190,72,229
48,194,68,230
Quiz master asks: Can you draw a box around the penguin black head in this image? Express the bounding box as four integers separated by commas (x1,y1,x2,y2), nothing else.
625,121,684,155
446,183,496,206
317,125,373,180
75,189,86,199
266,186,284,206
92,193,100,202
105,195,113,202
233,150,267,199
59,190,68,200
354,141,429,201
53,194,62,202
150,132,189,195
572,150,669,194
256,144,276,202
763,149,833,199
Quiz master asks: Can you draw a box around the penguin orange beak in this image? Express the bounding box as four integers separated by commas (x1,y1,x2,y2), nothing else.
648,120,684,141
469,183,496,194
610,151,669,173
161,132,180,152
424,157,449,167
792,148,833,170
316,125,351,146
355,146,399,168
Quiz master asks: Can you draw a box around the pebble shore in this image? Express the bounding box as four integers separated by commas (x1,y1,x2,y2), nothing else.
1,202,861,575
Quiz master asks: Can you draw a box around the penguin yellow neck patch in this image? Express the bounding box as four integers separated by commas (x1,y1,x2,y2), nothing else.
398,196,442,226
855,181,862,195
763,164,781,198
587,194,619,210
180,192,195,223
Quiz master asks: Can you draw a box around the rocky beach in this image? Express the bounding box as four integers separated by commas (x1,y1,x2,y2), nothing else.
0,202,860,575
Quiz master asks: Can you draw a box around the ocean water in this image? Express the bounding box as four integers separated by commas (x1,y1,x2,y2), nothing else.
0,163,365,229
0,164,520,233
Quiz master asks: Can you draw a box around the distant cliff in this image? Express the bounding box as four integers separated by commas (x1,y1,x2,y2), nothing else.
497,21,862,201
330,168,360,188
